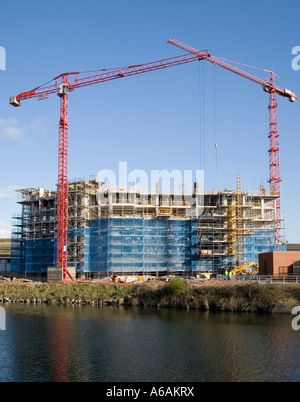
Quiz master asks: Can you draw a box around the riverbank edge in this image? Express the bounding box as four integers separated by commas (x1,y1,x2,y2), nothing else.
0,281,300,314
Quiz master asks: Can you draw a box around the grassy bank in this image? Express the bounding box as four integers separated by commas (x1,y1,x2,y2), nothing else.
1,279,300,313
0,282,128,304
126,280,300,313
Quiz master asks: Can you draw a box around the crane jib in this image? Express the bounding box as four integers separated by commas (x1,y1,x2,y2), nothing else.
8,39,297,275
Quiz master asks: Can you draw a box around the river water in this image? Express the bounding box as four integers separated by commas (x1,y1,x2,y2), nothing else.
0,304,299,382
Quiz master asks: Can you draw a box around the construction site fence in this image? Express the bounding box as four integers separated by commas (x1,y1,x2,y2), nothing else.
253,275,300,284
229,274,300,284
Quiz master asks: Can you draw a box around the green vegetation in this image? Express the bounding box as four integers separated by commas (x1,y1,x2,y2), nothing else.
163,277,188,296
0,282,128,304
1,281,300,313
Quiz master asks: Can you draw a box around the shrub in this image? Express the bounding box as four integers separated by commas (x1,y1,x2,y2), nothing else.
163,278,188,296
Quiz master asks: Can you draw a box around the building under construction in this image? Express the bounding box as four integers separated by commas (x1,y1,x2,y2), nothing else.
0,238,11,274
10,176,286,280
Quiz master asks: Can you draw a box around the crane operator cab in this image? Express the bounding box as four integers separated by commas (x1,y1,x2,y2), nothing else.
58,83,69,97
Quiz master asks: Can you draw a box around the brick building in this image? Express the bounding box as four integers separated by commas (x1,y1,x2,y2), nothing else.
258,251,300,275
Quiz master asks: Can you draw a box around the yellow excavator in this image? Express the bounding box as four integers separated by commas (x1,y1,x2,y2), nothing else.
229,262,258,276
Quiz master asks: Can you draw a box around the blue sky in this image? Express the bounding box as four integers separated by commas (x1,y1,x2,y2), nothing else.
0,0,299,243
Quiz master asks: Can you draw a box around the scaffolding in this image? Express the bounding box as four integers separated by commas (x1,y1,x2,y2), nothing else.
10,177,286,278
0,238,11,272
67,179,98,271
89,218,195,275
236,174,243,266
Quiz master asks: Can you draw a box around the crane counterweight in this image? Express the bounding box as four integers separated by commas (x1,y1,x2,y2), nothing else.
9,40,296,280
9,97,20,107
8,49,206,282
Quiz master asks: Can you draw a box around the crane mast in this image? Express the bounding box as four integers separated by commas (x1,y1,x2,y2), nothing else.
9,40,296,281
57,76,71,281
268,72,281,241
9,51,208,282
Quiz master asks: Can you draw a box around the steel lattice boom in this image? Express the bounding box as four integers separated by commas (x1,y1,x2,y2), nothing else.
9,50,209,282
9,41,296,281
167,39,296,244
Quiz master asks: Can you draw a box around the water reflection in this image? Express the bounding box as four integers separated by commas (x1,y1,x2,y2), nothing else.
0,304,299,382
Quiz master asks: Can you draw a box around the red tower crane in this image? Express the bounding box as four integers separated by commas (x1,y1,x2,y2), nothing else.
167,39,297,244
9,50,209,282
9,41,296,281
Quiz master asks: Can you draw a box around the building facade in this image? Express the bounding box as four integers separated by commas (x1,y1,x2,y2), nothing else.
258,251,300,275
11,178,285,279
0,238,11,274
